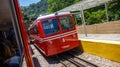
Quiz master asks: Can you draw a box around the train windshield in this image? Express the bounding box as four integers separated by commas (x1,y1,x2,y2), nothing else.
42,19,59,35
59,16,74,31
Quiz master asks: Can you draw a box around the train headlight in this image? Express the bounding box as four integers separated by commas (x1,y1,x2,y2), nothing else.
73,34,76,38
62,38,65,42
48,40,53,44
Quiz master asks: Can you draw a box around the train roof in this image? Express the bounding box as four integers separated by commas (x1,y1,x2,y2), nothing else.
37,12,71,20
28,12,71,30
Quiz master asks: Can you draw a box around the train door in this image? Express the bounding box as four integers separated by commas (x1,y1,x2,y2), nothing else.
0,0,34,67
58,15,79,50
40,18,62,56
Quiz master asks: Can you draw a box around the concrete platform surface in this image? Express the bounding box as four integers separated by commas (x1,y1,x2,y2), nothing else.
78,34,120,42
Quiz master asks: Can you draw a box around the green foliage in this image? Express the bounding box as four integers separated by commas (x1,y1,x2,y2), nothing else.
21,0,120,27
47,0,81,13
21,0,48,21
108,0,120,21
84,10,106,25
47,0,120,25
82,0,120,25
21,0,48,29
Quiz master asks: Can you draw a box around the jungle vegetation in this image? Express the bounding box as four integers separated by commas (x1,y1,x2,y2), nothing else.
21,0,120,28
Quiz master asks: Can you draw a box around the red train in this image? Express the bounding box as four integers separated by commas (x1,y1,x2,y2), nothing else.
28,12,80,56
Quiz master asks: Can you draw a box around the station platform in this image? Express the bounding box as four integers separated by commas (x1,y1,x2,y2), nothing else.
78,34,120,63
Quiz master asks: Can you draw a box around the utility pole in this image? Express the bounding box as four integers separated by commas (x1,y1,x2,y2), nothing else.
105,2,109,22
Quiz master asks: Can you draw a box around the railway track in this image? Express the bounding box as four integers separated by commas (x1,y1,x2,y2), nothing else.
53,48,98,67
33,44,98,67
56,53,98,67
55,52,98,67
57,55,85,67
66,52,98,67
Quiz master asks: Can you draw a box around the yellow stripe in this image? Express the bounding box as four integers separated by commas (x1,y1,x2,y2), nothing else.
78,39,120,63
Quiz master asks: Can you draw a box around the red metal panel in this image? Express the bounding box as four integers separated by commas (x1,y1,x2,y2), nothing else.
46,38,61,56
37,21,45,38
13,0,34,67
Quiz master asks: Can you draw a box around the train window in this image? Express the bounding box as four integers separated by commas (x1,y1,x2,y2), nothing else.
34,26,39,34
30,26,38,35
0,0,24,67
59,16,74,31
42,19,59,35
0,22,21,67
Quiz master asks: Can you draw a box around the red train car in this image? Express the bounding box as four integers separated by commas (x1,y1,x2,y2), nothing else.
0,0,34,67
28,12,79,56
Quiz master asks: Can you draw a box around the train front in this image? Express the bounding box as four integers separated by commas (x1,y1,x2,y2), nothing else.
29,12,80,56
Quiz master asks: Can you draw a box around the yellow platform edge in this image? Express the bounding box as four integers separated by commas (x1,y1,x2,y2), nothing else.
78,39,120,63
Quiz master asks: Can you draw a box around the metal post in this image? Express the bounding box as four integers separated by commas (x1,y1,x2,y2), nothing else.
80,6,87,37
105,2,109,22
74,15,77,25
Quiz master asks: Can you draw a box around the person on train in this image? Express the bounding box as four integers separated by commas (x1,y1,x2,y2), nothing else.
0,41,12,67
0,40,20,67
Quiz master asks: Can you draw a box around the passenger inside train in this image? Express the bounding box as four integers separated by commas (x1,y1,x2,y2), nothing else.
0,29,20,67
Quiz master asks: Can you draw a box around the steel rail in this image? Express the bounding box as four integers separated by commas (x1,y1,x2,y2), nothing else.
67,52,98,67
59,54,85,67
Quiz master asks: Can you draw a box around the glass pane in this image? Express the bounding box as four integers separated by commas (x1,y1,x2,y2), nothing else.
59,16,73,31
0,1,22,66
42,19,59,35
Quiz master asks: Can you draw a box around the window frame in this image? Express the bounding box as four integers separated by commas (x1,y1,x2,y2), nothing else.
41,18,60,36
59,16,74,32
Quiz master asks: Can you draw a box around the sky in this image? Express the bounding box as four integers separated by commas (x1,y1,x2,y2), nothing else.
19,0,41,6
